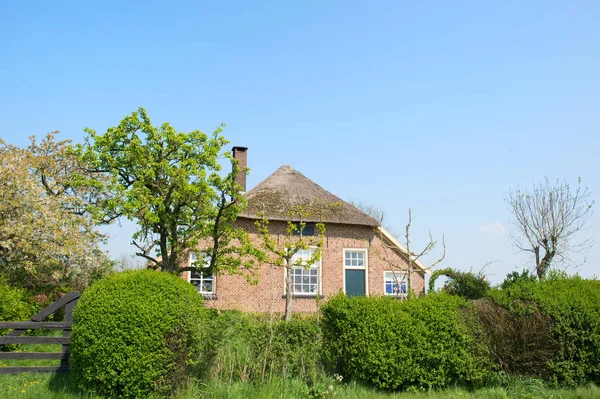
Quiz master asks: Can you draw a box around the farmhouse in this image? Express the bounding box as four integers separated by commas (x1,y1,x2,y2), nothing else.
184,147,428,313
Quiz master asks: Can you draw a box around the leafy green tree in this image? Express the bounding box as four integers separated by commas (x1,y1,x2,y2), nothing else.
0,133,112,294
81,108,256,275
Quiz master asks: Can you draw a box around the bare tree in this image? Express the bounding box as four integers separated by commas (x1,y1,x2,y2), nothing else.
350,200,445,297
507,177,594,280
381,208,446,297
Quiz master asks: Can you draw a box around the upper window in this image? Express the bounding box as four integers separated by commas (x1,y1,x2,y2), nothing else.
289,248,320,294
292,222,315,236
344,250,366,268
384,271,407,297
189,252,215,295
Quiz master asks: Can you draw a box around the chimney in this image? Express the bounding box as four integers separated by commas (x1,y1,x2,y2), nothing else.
232,146,248,192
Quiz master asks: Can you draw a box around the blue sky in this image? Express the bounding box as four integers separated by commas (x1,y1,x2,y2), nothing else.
1,1,598,283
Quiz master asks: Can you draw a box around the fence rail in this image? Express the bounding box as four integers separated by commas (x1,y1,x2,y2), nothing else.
0,291,80,374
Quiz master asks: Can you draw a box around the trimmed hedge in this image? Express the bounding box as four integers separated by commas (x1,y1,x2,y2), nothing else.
70,270,205,398
487,273,600,387
321,293,490,390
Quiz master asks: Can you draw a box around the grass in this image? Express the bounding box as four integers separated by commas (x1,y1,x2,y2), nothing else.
0,373,599,399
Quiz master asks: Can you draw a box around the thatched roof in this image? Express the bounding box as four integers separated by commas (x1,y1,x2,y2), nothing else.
239,165,380,227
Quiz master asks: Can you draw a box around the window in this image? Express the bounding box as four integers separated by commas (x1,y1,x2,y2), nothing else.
384,271,407,297
344,250,365,268
189,252,215,295
289,248,320,294
292,222,315,236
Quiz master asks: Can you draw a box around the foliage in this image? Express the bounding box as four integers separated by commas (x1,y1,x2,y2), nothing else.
321,293,490,391
254,204,329,321
500,269,538,290
486,273,600,387
0,134,113,294
80,108,258,276
70,270,206,398
0,279,41,351
201,310,321,384
0,278,39,324
429,267,491,300
506,177,594,279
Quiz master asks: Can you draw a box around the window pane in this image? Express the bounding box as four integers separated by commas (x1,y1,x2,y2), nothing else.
202,281,213,293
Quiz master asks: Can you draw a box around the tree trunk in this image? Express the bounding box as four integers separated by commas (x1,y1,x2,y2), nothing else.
284,265,293,322
536,251,555,280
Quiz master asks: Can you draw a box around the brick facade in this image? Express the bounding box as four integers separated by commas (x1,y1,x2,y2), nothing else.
185,218,426,314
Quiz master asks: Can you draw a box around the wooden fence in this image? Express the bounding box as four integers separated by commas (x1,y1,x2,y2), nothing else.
0,291,80,374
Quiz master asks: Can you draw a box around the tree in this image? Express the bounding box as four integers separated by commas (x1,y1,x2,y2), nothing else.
254,205,327,322
507,177,594,280
0,134,113,294
80,108,256,276
350,200,445,297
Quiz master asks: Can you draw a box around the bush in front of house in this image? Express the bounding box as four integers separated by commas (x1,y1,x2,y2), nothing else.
486,272,600,387
201,310,321,384
70,269,206,399
321,292,491,391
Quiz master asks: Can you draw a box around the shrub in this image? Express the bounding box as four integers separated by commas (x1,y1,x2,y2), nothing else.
202,310,321,384
70,270,205,398
472,297,557,379
321,293,490,390
0,279,39,324
487,273,600,387
0,280,40,351
429,267,491,300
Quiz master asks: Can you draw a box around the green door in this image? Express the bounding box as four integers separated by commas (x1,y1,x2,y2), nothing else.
345,269,366,297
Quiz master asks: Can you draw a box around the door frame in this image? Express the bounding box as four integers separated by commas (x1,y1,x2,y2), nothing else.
342,248,369,296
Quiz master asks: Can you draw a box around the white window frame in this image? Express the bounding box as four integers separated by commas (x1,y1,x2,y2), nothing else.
342,248,369,295
188,252,216,295
284,247,321,297
384,271,407,298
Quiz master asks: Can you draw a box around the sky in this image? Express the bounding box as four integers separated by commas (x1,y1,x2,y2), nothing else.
1,0,598,284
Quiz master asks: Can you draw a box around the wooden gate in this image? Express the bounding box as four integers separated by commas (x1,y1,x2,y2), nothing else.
0,291,80,374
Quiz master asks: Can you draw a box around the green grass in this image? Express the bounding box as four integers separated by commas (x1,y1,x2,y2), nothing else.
0,374,599,399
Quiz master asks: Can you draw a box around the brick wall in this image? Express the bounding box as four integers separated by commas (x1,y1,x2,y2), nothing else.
186,218,426,314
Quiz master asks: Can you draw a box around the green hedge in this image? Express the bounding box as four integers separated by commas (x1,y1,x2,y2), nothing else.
487,273,600,387
321,293,490,390
70,270,206,398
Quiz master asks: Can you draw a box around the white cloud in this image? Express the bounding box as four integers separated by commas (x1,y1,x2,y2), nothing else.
479,221,506,235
